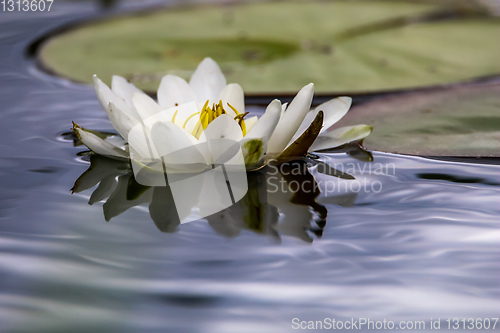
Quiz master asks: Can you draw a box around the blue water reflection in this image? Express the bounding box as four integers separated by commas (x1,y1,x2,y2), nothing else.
0,1,499,332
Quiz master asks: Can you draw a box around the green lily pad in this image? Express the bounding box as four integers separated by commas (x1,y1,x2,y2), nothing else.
335,82,500,157
39,0,500,93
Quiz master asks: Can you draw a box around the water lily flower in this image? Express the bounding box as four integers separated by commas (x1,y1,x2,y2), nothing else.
73,58,372,171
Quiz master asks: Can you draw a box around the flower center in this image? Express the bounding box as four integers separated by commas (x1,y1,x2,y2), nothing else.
175,100,249,140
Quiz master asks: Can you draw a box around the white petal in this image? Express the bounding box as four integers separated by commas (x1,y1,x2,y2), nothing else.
94,75,136,116
218,83,245,117
150,121,207,169
164,101,201,133
74,126,129,160
310,125,373,152
93,75,140,139
267,83,314,155
103,134,128,150
281,102,288,118
128,107,199,160
244,116,258,132
245,99,281,143
127,121,158,160
111,75,145,107
203,114,243,142
158,75,197,110
287,96,352,146
132,92,162,120
189,57,227,104
317,97,352,133
287,111,315,146
203,114,244,166
107,102,140,141
142,109,199,146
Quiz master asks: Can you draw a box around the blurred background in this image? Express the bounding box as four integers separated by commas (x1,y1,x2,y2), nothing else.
39,0,500,94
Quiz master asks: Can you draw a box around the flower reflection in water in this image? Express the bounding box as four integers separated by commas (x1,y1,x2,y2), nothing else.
71,135,369,243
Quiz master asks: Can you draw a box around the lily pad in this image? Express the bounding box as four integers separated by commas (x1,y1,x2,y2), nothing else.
335,82,500,157
39,0,500,93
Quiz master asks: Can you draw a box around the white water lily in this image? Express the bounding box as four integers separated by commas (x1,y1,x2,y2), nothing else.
73,57,372,171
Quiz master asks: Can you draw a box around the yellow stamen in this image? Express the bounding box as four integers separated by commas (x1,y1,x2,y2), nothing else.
201,109,209,130
201,100,210,113
191,119,202,139
234,112,249,136
227,103,239,115
240,120,247,136
227,103,248,136
171,109,179,124
218,100,226,116
192,111,210,139
182,112,200,129
193,100,249,137
207,107,213,123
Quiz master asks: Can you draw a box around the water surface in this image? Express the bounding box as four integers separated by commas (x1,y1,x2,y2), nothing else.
0,2,499,332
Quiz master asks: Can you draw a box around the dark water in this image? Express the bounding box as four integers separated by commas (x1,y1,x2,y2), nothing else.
0,2,499,332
